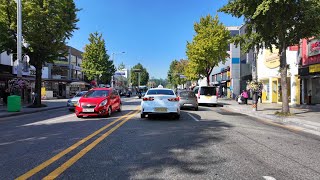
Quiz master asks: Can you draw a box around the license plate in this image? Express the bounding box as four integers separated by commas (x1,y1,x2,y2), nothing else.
206,96,211,99
184,103,193,106
83,108,94,112
154,107,167,112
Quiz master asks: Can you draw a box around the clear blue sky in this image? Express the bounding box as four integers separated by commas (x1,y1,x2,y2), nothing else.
67,0,243,79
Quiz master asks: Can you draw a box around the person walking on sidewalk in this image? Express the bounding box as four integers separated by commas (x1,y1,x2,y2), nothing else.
241,90,249,105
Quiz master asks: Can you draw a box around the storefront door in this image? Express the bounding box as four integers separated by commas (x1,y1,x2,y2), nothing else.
272,80,277,103
312,78,320,104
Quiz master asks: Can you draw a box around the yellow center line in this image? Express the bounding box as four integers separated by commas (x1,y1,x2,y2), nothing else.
43,110,139,180
16,108,139,180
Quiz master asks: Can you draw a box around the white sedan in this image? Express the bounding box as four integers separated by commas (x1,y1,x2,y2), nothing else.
140,88,180,119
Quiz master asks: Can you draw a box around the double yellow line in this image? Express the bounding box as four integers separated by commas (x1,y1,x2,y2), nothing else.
16,109,139,180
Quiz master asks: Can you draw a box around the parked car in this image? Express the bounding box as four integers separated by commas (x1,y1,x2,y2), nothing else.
75,88,121,118
141,87,180,119
177,90,198,111
193,86,218,106
67,91,88,111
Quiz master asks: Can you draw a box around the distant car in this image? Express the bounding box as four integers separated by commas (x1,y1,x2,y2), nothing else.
141,87,180,119
75,88,121,118
193,86,218,106
67,91,88,111
177,90,198,111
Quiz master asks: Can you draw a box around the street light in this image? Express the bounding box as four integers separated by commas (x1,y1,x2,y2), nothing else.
111,52,125,88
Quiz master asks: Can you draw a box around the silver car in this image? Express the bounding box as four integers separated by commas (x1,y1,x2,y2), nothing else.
67,91,88,111
178,90,198,111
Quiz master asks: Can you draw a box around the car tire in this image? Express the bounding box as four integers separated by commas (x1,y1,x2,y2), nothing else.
174,114,180,120
195,107,198,111
141,113,146,118
107,107,112,117
77,115,82,118
117,103,122,112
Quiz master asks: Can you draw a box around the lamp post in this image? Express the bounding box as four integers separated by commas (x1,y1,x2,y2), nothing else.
111,52,125,88
17,0,22,78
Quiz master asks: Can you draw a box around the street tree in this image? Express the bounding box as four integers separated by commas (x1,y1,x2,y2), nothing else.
0,0,79,107
81,32,115,85
185,15,230,86
131,63,149,86
118,62,126,70
167,59,188,88
219,0,320,114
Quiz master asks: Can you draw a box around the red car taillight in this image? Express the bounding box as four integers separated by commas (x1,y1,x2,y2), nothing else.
168,97,180,101
143,97,154,101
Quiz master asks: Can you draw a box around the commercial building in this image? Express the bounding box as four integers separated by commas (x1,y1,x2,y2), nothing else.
299,39,320,104
200,26,242,98
257,46,299,105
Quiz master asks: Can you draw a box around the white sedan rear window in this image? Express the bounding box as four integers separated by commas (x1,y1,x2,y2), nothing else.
147,89,174,95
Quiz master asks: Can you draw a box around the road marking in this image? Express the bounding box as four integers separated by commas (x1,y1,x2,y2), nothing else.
43,110,139,179
263,176,276,180
188,113,199,121
21,114,76,126
15,109,138,180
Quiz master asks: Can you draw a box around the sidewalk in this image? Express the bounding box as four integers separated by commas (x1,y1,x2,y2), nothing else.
219,98,320,136
0,99,68,119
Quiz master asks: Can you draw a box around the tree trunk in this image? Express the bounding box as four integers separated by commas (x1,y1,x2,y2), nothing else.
34,60,42,107
206,73,210,86
280,45,290,113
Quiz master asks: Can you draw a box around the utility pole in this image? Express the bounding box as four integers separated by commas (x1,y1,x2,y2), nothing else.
17,0,22,78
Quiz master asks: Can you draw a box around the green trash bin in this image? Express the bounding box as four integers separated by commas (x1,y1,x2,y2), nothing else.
7,95,21,112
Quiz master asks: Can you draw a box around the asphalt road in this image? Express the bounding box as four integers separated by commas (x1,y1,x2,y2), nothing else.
0,97,320,180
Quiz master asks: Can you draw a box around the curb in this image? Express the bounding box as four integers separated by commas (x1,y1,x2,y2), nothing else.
0,106,66,119
223,104,320,137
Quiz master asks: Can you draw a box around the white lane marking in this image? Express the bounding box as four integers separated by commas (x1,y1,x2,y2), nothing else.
263,176,276,180
21,114,76,126
188,113,199,122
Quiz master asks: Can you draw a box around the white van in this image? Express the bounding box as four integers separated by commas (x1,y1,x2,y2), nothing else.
193,86,218,106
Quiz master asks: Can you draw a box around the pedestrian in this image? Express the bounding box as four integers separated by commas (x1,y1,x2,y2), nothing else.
3,88,10,105
258,91,262,103
241,90,249,105
308,90,312,105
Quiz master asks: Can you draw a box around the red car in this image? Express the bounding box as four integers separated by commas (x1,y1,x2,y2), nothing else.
75,88,122,118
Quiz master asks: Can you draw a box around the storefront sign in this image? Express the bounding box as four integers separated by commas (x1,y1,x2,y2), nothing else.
264,47,280,69
309,64,320,73
308,39,320,57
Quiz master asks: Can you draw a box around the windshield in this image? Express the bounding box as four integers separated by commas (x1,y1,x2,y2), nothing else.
74,91,87,97
84,90,109,98
147,89,174,95
200,87,216,96
179,91,196,98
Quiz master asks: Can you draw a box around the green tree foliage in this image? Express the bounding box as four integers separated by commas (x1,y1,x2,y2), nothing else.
131,63,149,86
81,32,115,85
118,62,126,70
219,0,320,114
0,0,79,106
167,59,188,88
185,15,230,86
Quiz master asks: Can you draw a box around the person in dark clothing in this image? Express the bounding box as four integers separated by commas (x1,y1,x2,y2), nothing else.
3,89,10,105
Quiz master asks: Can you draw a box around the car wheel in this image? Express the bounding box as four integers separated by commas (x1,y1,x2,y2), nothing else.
77,115,82,118
107,107,112,117
194,107,198,111
140,113,146,118
117,103,122,112
174,114,180,120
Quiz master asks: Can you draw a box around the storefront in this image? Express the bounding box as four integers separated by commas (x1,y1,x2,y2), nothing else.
257,45,299,105
299,38,320,104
